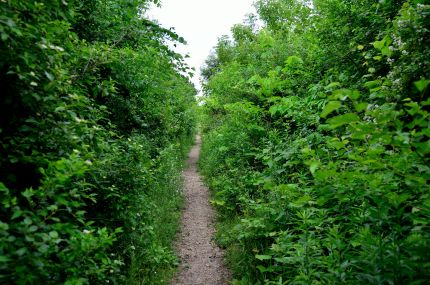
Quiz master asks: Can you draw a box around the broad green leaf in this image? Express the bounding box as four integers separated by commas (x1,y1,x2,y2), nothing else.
257,265,273,273
373,40,384,50
381,46,392,57
327,113,360,128
0,221,9,231
11,210,23,220
331,89,360,101
364,80,381,89
0,256,11,263
292,195,312,207
373,36,392,51
285,55,303,67
354,102,368,112
255,254,272,260
218,146,228,152
308,161,320,175
210,199,226,206
414,79,430,92
44,71,54,81
269,104,288,116
405,101,420,115
64,278,88,285
413,140,430,155
0,183,8,193
29,225,38,232
325,82,341,90
21,188,34,200
421,97,430,106
387,193,410,208
320,101,342,118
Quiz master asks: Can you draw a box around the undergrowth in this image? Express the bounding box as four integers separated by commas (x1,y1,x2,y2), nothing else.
200,1,430,284
0,1,196,284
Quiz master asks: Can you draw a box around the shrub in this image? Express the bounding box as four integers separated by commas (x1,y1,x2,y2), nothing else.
200,1,430,284
0,0,196,283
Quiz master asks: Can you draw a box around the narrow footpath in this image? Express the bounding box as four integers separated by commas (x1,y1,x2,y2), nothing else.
171,136,230,285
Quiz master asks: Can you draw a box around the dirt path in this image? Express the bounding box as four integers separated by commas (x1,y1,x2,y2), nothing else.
171,136,230,285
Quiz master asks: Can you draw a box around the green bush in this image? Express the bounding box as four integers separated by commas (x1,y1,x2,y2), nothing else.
0,0,196,284
200,1,429,284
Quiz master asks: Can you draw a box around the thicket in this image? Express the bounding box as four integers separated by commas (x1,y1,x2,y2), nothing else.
199,0,429,284
0,0,196,284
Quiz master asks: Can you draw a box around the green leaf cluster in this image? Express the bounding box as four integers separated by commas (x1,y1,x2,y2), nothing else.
199,1,429,284
0,0,196,284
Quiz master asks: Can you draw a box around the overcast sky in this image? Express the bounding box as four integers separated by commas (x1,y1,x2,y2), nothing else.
147,0,256,92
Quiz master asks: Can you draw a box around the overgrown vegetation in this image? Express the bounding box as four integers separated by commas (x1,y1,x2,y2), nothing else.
0,0,196,284
200,0,429,284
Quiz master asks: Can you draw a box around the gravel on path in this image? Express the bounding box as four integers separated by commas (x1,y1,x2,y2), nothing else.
171,136,231,285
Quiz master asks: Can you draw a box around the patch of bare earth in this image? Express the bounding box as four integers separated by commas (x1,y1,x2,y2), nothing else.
171,136,231,285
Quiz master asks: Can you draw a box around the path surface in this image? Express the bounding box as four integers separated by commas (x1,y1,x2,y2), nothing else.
171,136,230,285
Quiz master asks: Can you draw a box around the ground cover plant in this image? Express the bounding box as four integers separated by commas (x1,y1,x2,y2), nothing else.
0,0,196,284
199,0,430,284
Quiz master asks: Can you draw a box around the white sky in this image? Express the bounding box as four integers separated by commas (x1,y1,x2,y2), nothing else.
147,0,256,93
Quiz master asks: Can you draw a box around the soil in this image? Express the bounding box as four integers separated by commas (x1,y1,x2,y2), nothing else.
171,136,231,285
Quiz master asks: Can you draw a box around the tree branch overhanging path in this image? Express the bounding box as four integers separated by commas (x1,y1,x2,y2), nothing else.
171,136,231,285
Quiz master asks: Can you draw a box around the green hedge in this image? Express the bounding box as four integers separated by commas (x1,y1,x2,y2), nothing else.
200,1,429,284
0,0,196,284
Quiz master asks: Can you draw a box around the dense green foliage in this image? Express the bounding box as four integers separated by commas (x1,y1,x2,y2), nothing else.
0,0,196,284
200,0,429,284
